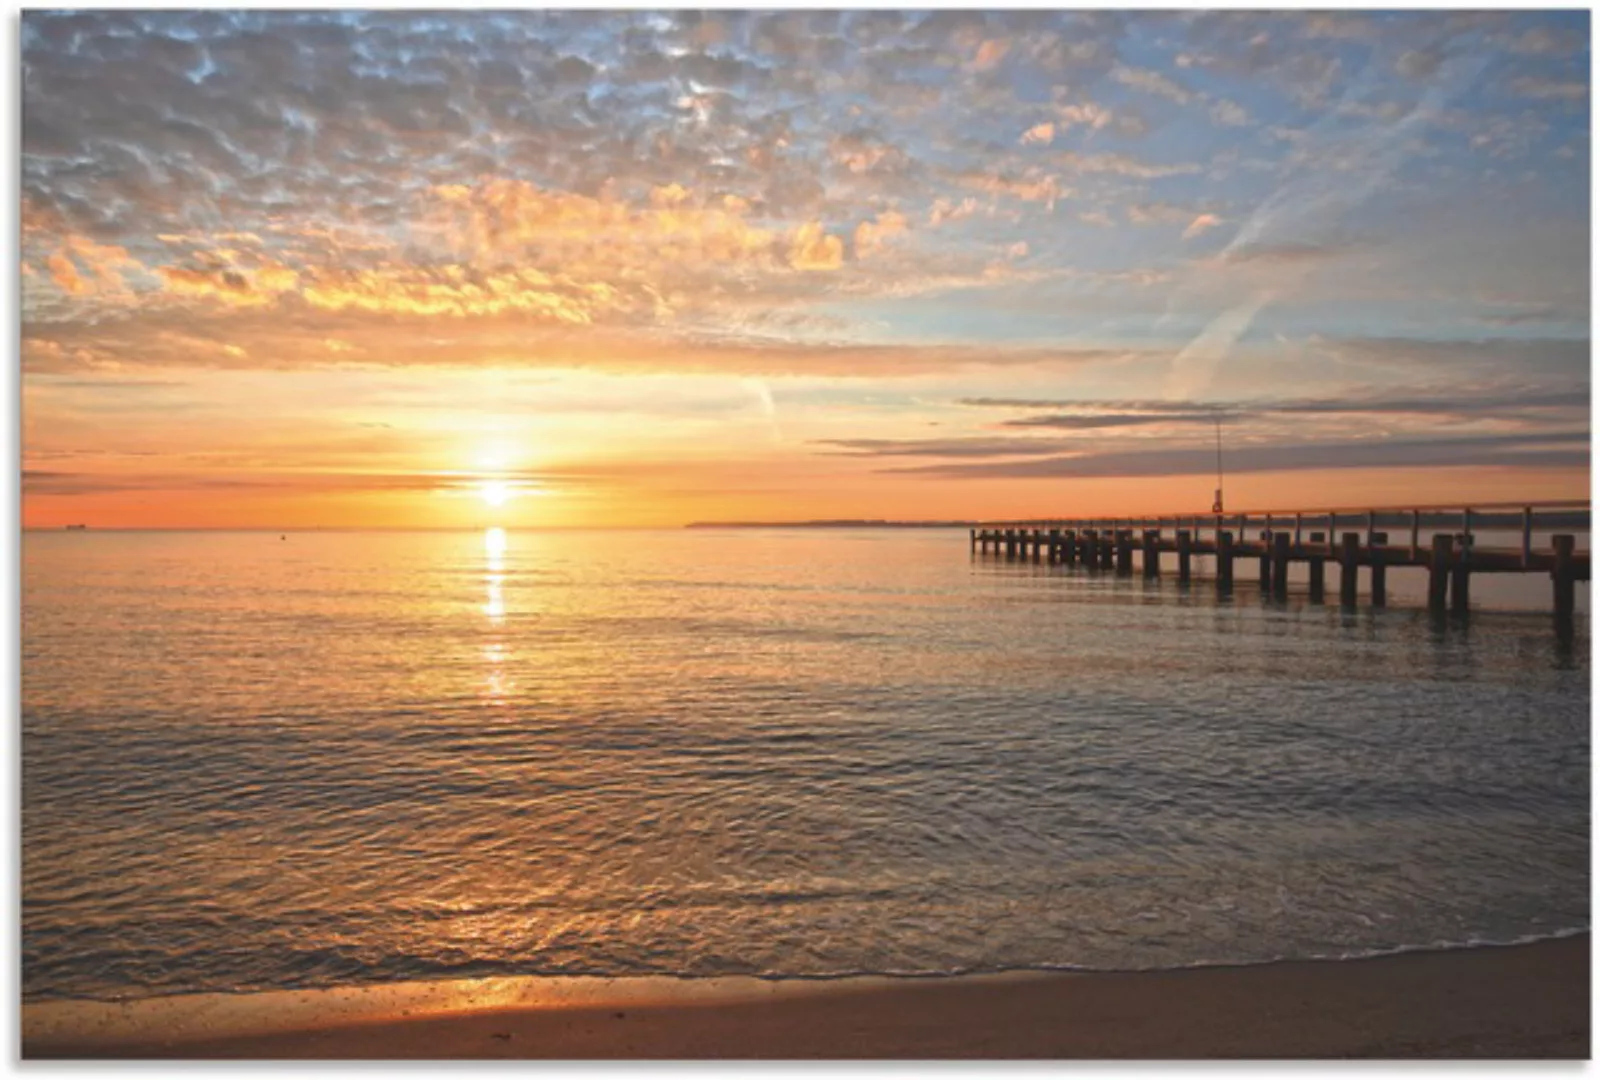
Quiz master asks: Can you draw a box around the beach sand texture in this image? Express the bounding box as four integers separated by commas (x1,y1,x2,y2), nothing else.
25,936,1589,1060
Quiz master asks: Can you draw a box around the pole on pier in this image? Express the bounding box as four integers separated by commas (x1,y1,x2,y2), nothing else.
1216,530,1234,593
1522,507,1534,570
1101,531,1116,571
1340,532,1361,607
1258,530,1272,589
1272,531,1290,598
1428,534,1454,611
1451,531,1471,613
1177,529,1192,583
1552,534,1576,625
1307,532,1326,602
1143,529,1160,578
1410,510,1421,562
1080,529,1095,568
970,528,977,553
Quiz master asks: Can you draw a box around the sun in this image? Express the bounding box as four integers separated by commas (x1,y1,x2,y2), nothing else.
479,479,512,507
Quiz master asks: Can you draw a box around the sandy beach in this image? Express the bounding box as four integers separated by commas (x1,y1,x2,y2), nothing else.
24,935,1588,1060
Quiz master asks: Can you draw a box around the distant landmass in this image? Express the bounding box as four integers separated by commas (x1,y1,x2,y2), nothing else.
685,519,976,529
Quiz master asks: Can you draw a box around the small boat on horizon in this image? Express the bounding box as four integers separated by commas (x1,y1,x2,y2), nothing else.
64,524,87,530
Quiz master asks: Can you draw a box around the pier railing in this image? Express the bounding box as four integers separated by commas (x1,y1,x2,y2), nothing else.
968,501,1589,620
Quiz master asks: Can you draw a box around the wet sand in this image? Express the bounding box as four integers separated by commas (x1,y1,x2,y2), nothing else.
25,935,1589,1060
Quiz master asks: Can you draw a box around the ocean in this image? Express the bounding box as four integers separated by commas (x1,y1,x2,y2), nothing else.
21,527,1591,1003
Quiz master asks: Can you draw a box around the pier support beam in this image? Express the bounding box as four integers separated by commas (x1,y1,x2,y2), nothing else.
1340,532,1361,607
1451,536,1471,613
1080,530,1096,568
1428,534,1453,611
1307,532,1325,602
1272,532,1290,598
1216,530,1234,593
1176,530,1192,583
1259,532,1272,589
1100,532,1116,571
1115,530,1134,576
1142,530,1160,578
1062,530,1076,566
1552,534,1575,625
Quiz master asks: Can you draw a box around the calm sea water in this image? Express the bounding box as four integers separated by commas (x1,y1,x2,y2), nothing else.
21,528,1590,1002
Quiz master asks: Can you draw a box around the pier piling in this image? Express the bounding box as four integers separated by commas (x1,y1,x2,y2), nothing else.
1340,532,1360,607
1177,529,1192,583
1115,530,1134,576
1217,530,1234,593
1272,532,1290,598
1142,530,1160,578
1451,534,1471,613
1307,532,1326,602
1369,535,1386,607
1553,534,1576,623
1429,534,1453,611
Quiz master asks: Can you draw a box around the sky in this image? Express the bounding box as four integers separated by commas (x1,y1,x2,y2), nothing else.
20,9,1592,529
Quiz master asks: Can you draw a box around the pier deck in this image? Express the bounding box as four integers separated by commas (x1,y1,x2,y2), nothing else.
969,501,1589,620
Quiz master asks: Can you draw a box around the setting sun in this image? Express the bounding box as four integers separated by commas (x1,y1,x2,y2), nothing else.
479,480,512,508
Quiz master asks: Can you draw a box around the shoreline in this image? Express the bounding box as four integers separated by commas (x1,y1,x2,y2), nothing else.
24,934,1590,1059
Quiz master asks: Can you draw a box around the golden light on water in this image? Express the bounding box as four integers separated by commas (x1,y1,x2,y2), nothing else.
484,527,507,560
484,527,506,620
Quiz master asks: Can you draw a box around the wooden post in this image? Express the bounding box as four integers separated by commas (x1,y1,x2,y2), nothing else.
1294,512,1302,546
1308,532,1325,602
1258,529,1272,589
1522,507,1534,570
1062,529,1076,566
1216,529,1234,592
1340,532,1360,607
1272,531,1290,598
1177,529,1192,583
1451,530,1471,613
1553,534,1576,623
1369,534,1382,608
1101,531,1116,571
1116,530,1133,576
1080,529,1095,568
1143,529,1160,578
970,528,977,553
1410,510,1420,562
1429,534,1453,611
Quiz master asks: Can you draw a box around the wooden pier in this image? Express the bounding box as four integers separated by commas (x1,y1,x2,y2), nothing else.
969,501,1589,622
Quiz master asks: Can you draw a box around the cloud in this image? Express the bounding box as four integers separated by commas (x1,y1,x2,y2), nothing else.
927,197,979,227
1111,64,1192,105
788,222,845,271
1020,122,1055,146
884,431,1589,480
853,210,909,259
1508,76,1587,101
1182,214,1223,240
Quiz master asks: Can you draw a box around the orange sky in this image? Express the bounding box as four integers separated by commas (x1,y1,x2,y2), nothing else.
20,11,1591,529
